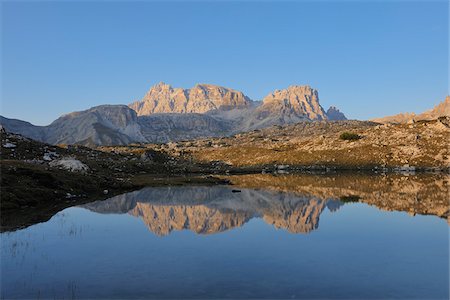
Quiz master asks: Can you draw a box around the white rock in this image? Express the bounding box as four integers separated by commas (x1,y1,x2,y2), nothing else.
3,142,16,148
49,157,89,173
43,151,59,161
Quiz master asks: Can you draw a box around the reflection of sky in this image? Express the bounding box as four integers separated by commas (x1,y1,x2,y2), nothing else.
1,198,448,299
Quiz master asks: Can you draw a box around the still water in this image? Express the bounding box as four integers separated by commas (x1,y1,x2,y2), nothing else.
1,174,449,299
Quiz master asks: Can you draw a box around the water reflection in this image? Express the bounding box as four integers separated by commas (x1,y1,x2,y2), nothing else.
227,173,449,221
82,173,449,236
83,187,343,235
2,173,449,299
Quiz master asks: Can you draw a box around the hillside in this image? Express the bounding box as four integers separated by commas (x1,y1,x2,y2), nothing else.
124,117,450,171
0,128,227,231
373,96,450,124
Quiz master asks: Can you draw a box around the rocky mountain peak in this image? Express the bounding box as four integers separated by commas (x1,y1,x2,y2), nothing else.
151,82,172,91
326,106,347,120
260,85,327,121
425,95,450,117
129,82,252,116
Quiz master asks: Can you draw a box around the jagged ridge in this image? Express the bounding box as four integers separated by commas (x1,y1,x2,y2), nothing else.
2,82,348,146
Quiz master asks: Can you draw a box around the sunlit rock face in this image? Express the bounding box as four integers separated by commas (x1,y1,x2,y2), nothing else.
239,85,329,131
83,186,342,235
260,85,327,121
372,96,450,124
129,82,253,116
129,83,347,134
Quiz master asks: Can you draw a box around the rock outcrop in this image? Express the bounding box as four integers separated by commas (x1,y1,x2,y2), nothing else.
373,96,450,124
417,96,450,120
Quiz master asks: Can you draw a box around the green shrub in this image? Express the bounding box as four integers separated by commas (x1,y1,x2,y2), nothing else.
339,132,361,141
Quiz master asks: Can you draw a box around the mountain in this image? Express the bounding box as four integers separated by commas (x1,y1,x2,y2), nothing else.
129,82,253,115
326,106,347,120
1,105,147,147
46,105,147,146
372,96,450,124
260,85,327,121
239,85,329,131
1,83,347,146
0,117,46,142
417,96,450,120
130,83,345,132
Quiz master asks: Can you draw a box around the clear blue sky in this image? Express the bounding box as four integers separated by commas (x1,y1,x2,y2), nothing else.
1,0,448,125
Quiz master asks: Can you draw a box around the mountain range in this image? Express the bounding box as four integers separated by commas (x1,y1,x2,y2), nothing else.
0,83,347,146
1,82,448,146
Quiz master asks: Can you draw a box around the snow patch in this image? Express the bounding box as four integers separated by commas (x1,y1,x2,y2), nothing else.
49,157,89,173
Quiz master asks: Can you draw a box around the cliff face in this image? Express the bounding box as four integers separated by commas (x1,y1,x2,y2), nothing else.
260,86,327,120
239,85,329,130
129,82,253,115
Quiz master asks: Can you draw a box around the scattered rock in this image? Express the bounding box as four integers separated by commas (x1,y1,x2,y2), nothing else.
49,158,89,173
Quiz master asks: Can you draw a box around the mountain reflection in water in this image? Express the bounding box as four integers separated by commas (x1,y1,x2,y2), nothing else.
82,173,449,236
83,187,342,235
2,173,449,299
